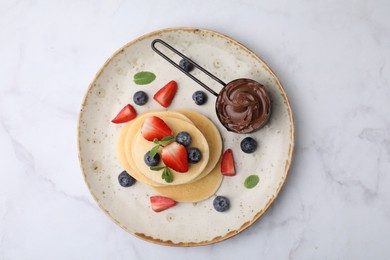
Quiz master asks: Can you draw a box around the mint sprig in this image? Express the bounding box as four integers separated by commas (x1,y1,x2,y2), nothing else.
150,166,173,183
148,136,175,183
161,167,173,183
160,136,175,145
150,166,165,171
149,136,174,159
149,145,160,158
133,71,156,85
244,175,259,189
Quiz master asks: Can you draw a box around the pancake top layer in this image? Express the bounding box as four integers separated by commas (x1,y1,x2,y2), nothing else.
131,117,210,185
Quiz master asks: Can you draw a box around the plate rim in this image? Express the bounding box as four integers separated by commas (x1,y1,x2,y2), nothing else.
77,27,295,246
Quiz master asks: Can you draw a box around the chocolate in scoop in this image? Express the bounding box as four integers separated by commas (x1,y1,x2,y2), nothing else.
216,79,271,133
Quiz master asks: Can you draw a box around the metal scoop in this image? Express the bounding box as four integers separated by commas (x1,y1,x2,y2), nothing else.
151,39,271,133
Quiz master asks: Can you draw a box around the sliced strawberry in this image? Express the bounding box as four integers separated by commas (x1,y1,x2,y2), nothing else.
141,116,173,141
111,104,137,124
162,142,188,172
150,195,176,212
221,149,236,176
153,80,178,108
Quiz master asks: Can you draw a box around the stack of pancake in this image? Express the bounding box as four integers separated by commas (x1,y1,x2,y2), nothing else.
116,110,223,202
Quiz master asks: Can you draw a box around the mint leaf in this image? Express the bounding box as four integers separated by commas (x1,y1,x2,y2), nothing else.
133,71,156,85
150,166,165,171
244,175,259,189
160,136,174,146
161,136,174,142
149,145,160,158
162,167,173,183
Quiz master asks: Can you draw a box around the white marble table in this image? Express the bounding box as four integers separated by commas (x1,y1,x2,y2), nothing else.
1,0,389,259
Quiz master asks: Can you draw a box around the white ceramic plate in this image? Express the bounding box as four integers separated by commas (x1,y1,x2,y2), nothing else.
78,28,294,246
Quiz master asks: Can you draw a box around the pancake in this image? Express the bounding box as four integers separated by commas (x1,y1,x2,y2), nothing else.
176,110,223,183
152,160,223,202
117,110,224,202
117,111,192,187
130,117,210,185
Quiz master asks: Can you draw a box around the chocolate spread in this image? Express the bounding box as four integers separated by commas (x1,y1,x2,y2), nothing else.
215,78,271,133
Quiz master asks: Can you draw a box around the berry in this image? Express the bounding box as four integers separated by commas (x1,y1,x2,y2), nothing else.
192,91,207,105
176,131,192,147
111,104,137,124
133,91,148,106
162,142,188,172
240,137,257,153
179,58,194,72
153,80,178,108
118,170,136,187
144,151,161,166
150,196,176,212
187,147,202,163
213,196,230,212
221,149,236,176
141,116,173,141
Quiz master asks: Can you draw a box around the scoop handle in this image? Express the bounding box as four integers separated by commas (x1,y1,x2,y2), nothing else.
151,39,227,97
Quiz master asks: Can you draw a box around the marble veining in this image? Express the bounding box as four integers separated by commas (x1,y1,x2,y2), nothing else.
1,0,389,259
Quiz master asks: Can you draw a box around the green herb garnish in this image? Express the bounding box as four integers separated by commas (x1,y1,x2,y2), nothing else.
244,175,259,189
147,135,175,183
149,145,160,158
148,136,174,158
160,136,175,146
150,166,165,171
150,166,173,183
161,167,173,183
133,71,156,85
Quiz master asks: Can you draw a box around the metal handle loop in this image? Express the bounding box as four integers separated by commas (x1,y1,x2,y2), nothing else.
151,39,227,97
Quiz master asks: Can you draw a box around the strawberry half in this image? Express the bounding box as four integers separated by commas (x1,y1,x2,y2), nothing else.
162,142,188,172
221,149,236,176
141,116,173,141
153,80,178,108
111,104,137,124
150,196,176,212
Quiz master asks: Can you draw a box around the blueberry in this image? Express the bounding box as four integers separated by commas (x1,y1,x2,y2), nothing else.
240,137,257,153
213,196,230,212
192,91,207,105
179,58,194,72
187,147,202,163
144,151,161,166
133,91,148,106
118,170,136,187
176,131,192,147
